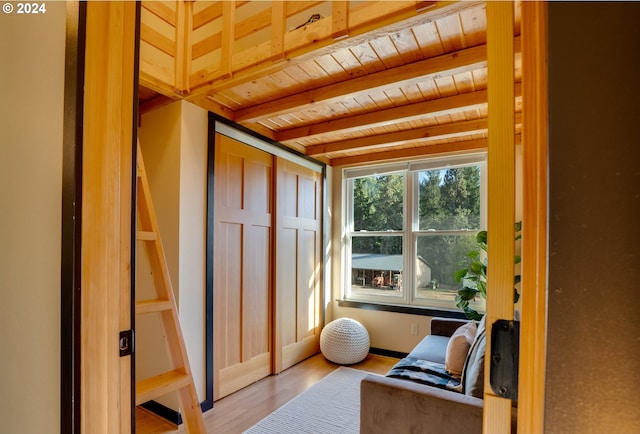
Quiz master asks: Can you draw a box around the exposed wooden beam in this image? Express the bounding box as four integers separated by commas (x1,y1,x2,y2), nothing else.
275,85,516,144
186,0,484,100
234,40,507,123
220,1,235,80
330,134,522,167
271,1,286,60
139,68,179,99
139,94,177,116
330,138,489,167
306,113,523,156
276,90,487,142
332,1,349,40
174,0,193,95
277,82,522,144
190,96,237,120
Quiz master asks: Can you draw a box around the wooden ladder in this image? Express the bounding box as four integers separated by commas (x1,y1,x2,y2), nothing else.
135,145,207,433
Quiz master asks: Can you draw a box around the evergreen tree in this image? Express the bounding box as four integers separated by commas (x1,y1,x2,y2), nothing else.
418,171,444,230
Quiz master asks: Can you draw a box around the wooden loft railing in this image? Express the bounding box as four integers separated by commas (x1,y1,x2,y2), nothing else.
139,1,484,100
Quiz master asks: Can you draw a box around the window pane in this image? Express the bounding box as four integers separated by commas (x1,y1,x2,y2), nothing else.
353,174,404,231
415,234,485,312
350,236,403,297
418,166,481,230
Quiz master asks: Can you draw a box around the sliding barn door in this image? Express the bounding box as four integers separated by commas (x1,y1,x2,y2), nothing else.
213,134,273,400
274,158,323,372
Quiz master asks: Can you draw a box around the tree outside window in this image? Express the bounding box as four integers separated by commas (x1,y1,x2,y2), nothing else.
346,156,486,312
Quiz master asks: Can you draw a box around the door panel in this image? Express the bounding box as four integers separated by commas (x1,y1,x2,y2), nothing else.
275,158,322,372
213,134,273,400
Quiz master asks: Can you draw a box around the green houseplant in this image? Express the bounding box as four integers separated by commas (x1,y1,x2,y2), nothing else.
453,222,521,320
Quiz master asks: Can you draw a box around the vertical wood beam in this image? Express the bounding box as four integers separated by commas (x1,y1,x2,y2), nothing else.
484,2,515,434
271,1,286,60
518,2,548,433
221,1,235,79
81,1,137,433
332,1,349,40
175,0,193,94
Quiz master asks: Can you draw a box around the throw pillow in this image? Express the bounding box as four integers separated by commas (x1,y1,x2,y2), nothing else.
461,315,487,398
445,321,477,378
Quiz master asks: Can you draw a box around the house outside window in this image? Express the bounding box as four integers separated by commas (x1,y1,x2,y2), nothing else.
344,154,487,312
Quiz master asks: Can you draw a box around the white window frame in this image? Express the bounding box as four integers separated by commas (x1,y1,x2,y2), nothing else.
343,153,487,311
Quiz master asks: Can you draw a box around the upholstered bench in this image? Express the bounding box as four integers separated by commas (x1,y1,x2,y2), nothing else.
360,316,516,434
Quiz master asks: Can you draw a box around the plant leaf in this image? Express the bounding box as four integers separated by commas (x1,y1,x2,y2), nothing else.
477,280,487,298
455,295,469,310
470,260,485,274
463,307,483,321
457,287,478,301
453,269,468,282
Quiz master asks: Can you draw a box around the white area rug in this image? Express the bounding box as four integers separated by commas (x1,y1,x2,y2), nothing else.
243,367,367,434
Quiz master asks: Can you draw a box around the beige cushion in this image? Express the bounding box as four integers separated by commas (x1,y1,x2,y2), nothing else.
445,321,477,377
462,315,487,398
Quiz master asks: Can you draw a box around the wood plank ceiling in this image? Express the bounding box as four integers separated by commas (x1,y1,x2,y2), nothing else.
139,1,522,167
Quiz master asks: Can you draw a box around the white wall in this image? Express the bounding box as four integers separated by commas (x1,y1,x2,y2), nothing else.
0,3,66,433
137,101,208,411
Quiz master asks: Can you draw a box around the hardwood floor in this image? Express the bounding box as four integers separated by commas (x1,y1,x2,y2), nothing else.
135,352,398,434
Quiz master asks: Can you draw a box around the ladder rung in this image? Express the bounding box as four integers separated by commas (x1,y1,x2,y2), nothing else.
136,370,190,405
136,299,173,315
136,230,157,241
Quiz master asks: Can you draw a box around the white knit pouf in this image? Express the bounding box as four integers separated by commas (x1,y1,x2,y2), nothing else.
320,318,370,365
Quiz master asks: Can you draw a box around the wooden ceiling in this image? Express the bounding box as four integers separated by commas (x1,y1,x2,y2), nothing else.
139,1,521,166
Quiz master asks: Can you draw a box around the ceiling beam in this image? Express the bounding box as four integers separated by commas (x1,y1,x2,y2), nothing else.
330,138,489,167
234,41,500,123
235,36,520,124
306,112,523,156
276,89,481,143
330,133,522,167
307,119,487,156
185,0,485,100
277,82,521,144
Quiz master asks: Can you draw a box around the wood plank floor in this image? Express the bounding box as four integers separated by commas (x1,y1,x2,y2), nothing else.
136,352,398,434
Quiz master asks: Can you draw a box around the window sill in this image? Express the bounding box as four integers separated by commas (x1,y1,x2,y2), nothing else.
336,299,469,319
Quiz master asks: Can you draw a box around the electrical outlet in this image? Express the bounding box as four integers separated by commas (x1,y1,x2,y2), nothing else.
411,323,418,335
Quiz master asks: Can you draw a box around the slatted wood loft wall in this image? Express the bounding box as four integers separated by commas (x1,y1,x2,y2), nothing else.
140,1,440,98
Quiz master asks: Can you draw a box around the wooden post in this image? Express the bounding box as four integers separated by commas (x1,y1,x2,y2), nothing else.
175,0,193,95
484,2,515,433
81,2,137,433
271,1,286,60
220,1,235,79
332,1,349,40
518,2,548,433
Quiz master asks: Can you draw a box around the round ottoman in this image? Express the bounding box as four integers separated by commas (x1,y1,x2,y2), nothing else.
320,318,370,365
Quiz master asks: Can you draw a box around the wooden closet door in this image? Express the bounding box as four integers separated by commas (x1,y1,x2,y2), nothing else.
213,134,273,400
274,158,323,372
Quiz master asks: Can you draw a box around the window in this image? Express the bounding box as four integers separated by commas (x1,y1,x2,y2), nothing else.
344,154,486,312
